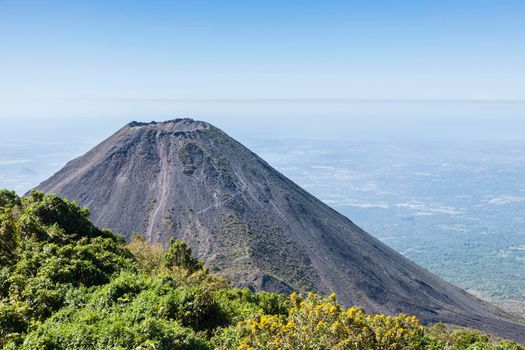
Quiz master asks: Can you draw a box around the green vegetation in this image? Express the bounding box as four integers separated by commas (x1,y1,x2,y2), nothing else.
0,189,523,349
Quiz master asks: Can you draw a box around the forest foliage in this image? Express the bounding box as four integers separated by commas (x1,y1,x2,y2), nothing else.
0,189,523,349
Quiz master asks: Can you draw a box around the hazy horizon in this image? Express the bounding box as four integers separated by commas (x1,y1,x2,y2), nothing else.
2,1,524,142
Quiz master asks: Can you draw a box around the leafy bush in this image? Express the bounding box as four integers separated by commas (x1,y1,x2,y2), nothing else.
214,292,438,350
0,190,135,337
16,272,212,349
127,233,166,274
0,190,19,208
0,303,27,348
427,325,525,350
165,239,204,273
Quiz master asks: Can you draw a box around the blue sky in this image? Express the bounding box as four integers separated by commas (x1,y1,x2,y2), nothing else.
0,0,524,136
1,1,525,101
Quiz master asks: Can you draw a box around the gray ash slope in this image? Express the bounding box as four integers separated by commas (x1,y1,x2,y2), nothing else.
36,118,525,341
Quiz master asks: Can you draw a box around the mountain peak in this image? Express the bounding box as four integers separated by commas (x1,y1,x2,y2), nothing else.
127,118,210,131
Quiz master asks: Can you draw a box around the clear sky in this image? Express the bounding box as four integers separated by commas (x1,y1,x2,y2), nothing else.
0,0,524,138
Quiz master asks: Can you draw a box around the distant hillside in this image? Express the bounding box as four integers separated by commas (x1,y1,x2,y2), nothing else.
1,190,524,349
35,118,525,340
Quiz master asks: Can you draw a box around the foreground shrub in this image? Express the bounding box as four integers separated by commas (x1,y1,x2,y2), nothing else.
428,325,525,350
0,191,135,341
214,292,438,350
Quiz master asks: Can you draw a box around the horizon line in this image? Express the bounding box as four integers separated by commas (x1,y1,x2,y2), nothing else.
50,97,525,104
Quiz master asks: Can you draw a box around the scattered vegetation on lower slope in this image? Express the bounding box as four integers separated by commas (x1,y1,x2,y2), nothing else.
0,189,523,349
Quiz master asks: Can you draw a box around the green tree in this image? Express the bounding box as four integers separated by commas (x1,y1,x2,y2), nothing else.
0,189,19,208
164,239,204,273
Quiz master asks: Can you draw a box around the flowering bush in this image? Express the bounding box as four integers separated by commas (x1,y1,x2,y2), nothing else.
215,292,436,350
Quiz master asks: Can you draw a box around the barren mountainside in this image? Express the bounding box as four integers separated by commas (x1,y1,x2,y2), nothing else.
36,118,525,341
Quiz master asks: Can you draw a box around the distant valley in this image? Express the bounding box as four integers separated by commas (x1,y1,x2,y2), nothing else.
250,138,525,305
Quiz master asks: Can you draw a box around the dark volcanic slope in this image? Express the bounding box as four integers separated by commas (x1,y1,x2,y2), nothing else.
36,119,525,341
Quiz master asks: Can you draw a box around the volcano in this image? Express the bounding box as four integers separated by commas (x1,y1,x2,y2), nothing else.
36,118,525,341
